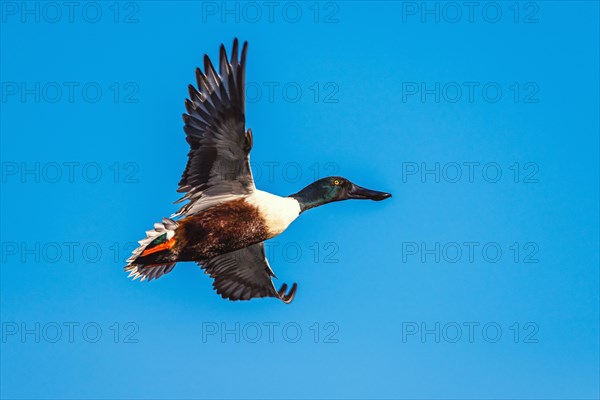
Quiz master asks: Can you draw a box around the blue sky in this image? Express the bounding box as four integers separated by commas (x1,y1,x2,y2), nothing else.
1,1,599,399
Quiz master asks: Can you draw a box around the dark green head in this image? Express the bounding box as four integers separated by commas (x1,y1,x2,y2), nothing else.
290,176,391,212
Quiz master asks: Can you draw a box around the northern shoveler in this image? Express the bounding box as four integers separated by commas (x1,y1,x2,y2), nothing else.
126,39,391,303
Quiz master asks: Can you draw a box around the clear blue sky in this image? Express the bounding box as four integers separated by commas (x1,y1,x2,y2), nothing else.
1,1,598,399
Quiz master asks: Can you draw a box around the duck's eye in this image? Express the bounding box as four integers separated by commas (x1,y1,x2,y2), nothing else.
333,179,340,185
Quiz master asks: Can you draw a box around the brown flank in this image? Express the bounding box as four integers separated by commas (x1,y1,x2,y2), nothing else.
174,199,269,262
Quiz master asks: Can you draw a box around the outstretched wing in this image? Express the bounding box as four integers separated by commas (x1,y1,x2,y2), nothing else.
200,243,298,303
175,38,254,217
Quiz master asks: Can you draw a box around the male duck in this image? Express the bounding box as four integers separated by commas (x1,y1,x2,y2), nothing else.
126,39,391,303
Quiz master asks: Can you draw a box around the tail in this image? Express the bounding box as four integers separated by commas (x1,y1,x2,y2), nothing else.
125,218,180,281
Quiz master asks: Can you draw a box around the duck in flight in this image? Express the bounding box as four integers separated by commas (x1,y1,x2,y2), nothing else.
126,39,391,303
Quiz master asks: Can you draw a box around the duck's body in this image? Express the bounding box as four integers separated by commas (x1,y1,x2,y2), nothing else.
134,192,300,266
126,39,390,303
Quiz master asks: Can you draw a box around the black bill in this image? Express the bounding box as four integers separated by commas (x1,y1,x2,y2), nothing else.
347,184,392,201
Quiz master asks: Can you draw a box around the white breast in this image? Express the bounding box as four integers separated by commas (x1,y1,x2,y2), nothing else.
245,190,301,237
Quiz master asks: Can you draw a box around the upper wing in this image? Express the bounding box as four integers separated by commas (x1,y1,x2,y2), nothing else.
175,38,255,217
200,243,298,303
